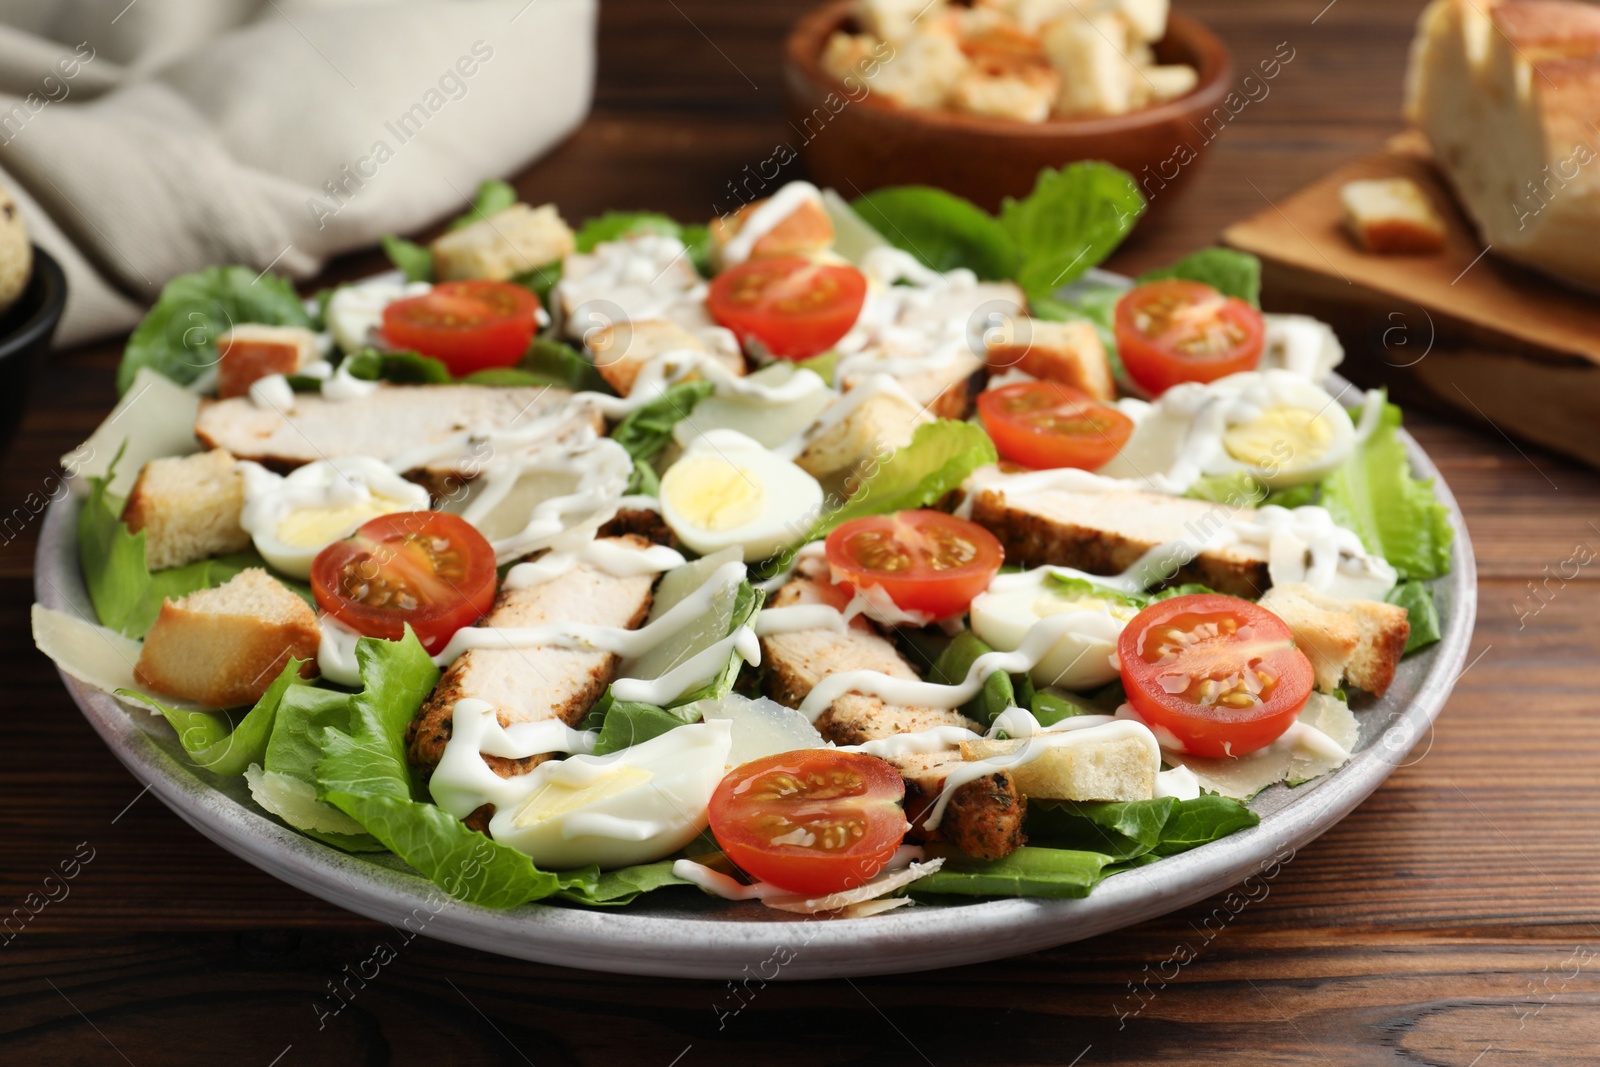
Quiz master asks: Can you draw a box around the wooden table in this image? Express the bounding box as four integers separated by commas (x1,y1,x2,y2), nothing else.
4,2,1596,1063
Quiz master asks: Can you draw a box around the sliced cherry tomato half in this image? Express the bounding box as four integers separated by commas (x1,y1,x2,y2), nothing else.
708,750,907,896
825,510,1004,621
311,511,497,654
1117,593,1313,759
379,280,541,375
707,256,867,359
977,381,1135,470
1113,279,1266,396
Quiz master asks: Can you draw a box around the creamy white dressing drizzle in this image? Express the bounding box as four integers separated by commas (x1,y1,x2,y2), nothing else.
248,373,296,412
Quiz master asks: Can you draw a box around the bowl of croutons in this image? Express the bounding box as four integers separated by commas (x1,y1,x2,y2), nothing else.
0,184,66,457
784,0,1234,212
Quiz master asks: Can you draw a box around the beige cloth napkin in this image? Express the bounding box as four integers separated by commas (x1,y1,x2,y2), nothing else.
0,0,598,346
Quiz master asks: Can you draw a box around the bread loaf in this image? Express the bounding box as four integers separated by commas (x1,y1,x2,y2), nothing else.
1406,0,1600,291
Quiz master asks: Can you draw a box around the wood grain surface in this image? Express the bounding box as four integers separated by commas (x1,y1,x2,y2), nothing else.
5,2,1597,1064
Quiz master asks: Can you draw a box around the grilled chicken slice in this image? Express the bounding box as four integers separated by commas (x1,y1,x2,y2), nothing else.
968,483,1272,598
760,576,1025,861
194,384,601,495
407,536,655,778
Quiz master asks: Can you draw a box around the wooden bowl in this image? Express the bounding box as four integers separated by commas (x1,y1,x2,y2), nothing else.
783,0,1235,213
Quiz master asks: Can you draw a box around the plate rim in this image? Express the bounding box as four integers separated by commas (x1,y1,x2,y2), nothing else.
34,406,1477,981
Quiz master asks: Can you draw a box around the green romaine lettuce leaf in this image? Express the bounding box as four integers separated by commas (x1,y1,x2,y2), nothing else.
382,235,434,282
312,630,598,907
849,186,1021,280
341,348,454,384
1321,401,1454,580
998,162,1146,303
1138,247,1262,306
913,846,1118,899
591,700,691,756
78,458,311,637
117,658,310,775
815,419,998,536
119,266,313,393
1386,579,1442,654
450,179,517,231
1149,795,1259,856
610,380,716,494
1025,798,1177,861
553,859,690,906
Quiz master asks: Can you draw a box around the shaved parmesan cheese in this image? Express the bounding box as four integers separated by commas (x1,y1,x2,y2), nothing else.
1151,693,1356,800
61,368,201,498
31,603,211,712
244,765,368,836
762,859,945,915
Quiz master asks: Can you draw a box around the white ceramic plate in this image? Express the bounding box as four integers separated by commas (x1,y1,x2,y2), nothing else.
35,411,1476,981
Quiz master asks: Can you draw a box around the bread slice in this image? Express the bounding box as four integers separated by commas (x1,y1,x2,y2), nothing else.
983,317,1114,400
1406,0,1600,291
121,449,251,571
968,484,1272,598
430,203,574,282
1340,178,1447,255
960,733,1157,802
217,325,321,399
1258,582,1411,697
135,569,319,707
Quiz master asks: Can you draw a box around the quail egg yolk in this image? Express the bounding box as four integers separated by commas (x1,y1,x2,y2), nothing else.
1222,405,1335,470
662,454,765,532
274,500,401,548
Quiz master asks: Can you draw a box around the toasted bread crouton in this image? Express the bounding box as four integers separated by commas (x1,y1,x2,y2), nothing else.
960,733,1157,802
408,538,656,778
431,203,575,282
983,317,1113,400
1134,63,1199,107
860,0,948,40
121,449,251,571
194,385,598,494
950,65,1060,122
588,319,745,396
1042,11,1138,116
134,569,318,707
216,326,321,400
794,385,933,492
1258,582,1410,697
837,350,985,420
895,750,1026,860
870,31,972,109
969,484,1271,598
760,576,1025,860
1340,178,1447,255
709,194,835,267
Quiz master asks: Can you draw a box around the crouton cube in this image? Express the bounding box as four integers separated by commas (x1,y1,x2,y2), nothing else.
1258,582,1411,698
431,203,575,282
983,317,1114,400
795,388,933,489
1134,63,1198,106
216,325,321,400
1043,12,1138,116
870,32,971,109
586,319,744,397
709,194,835,267
1118,0,1170,41
135,569,319,708
960,732,1158,801
1339,178,1448,255
950,62,1061,122
121,449,251,571
859,0,947,41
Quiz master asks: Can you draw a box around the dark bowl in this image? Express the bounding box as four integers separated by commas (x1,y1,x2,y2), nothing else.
0,245,67,457
783,0,1235,213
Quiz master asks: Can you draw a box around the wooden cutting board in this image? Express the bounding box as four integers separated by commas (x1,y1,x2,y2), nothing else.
1223,130,1600,471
